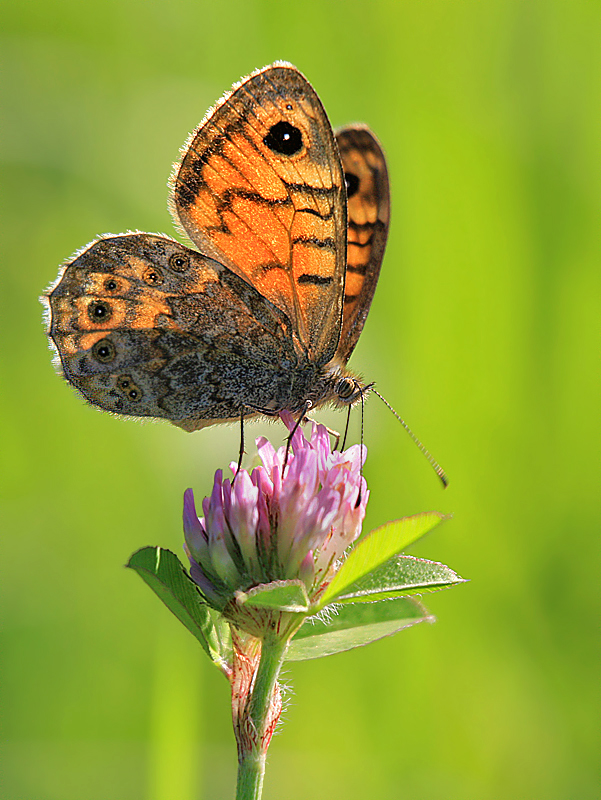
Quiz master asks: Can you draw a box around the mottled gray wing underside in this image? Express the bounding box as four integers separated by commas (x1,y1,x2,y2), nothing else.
46,234,299,431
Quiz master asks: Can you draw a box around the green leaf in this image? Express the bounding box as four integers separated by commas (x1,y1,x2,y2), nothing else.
334,554,466,603
126,547,230,671
286,597,434,661
319,512,448,606
238,580,310,613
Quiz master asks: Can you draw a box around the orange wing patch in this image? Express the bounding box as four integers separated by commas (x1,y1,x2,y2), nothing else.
172,64,346,361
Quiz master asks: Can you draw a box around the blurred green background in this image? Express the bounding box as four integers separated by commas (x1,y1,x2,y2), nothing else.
2,1,600,798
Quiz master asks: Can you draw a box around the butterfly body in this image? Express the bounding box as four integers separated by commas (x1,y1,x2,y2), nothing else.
45,64,389,431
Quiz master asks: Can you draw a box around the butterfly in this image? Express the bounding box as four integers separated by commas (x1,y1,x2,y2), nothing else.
44,62,390,432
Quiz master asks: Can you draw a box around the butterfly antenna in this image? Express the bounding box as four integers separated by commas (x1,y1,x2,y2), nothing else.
370,388,448,488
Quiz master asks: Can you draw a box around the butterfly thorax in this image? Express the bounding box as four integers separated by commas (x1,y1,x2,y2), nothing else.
223,358,364,418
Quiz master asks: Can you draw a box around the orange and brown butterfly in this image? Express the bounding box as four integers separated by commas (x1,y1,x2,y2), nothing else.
43,62,390,431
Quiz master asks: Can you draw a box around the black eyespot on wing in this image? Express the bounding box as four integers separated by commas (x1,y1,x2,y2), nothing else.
117,374,142,402
169,253,190,272
143,267,164,285
263,121,303,156
92,339,116,363
345,172,360,198
88,301,112,322
104,279,118,292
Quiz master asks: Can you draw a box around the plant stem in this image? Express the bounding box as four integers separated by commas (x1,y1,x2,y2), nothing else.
236,751,266,800
235,632,289,800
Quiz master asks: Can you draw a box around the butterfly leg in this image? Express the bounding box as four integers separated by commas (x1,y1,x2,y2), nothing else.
234,408,246,481
304,416,341,448
338,405,352,451
354,385,374,507
283,401,312,473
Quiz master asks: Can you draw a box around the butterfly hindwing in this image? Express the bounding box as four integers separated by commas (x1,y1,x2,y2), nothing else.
335,125,390,363
171,63,347,364
46,234,300,430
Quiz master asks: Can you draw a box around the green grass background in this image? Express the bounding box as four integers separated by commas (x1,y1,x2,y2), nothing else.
2,1,600,798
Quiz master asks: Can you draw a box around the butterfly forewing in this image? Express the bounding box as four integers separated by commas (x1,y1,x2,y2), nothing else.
171,63,347,363
335,126,390,363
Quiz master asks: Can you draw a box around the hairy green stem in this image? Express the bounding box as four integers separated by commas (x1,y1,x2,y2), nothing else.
235,633,289,800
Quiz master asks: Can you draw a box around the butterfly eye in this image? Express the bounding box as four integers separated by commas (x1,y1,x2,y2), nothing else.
169,253,190,272
88,301,112,322
344,172,360,198
263,121,303,156
336,377,358,402
92,339,116,363
143,267,164,285
104,278,118,292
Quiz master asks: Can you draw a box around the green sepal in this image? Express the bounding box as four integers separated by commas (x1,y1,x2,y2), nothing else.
126,546,230,671
319,512,448,607
237,579,310,613
335,554,466,603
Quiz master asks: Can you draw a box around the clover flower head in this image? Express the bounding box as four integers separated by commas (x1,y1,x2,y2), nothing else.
183,413,368,617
